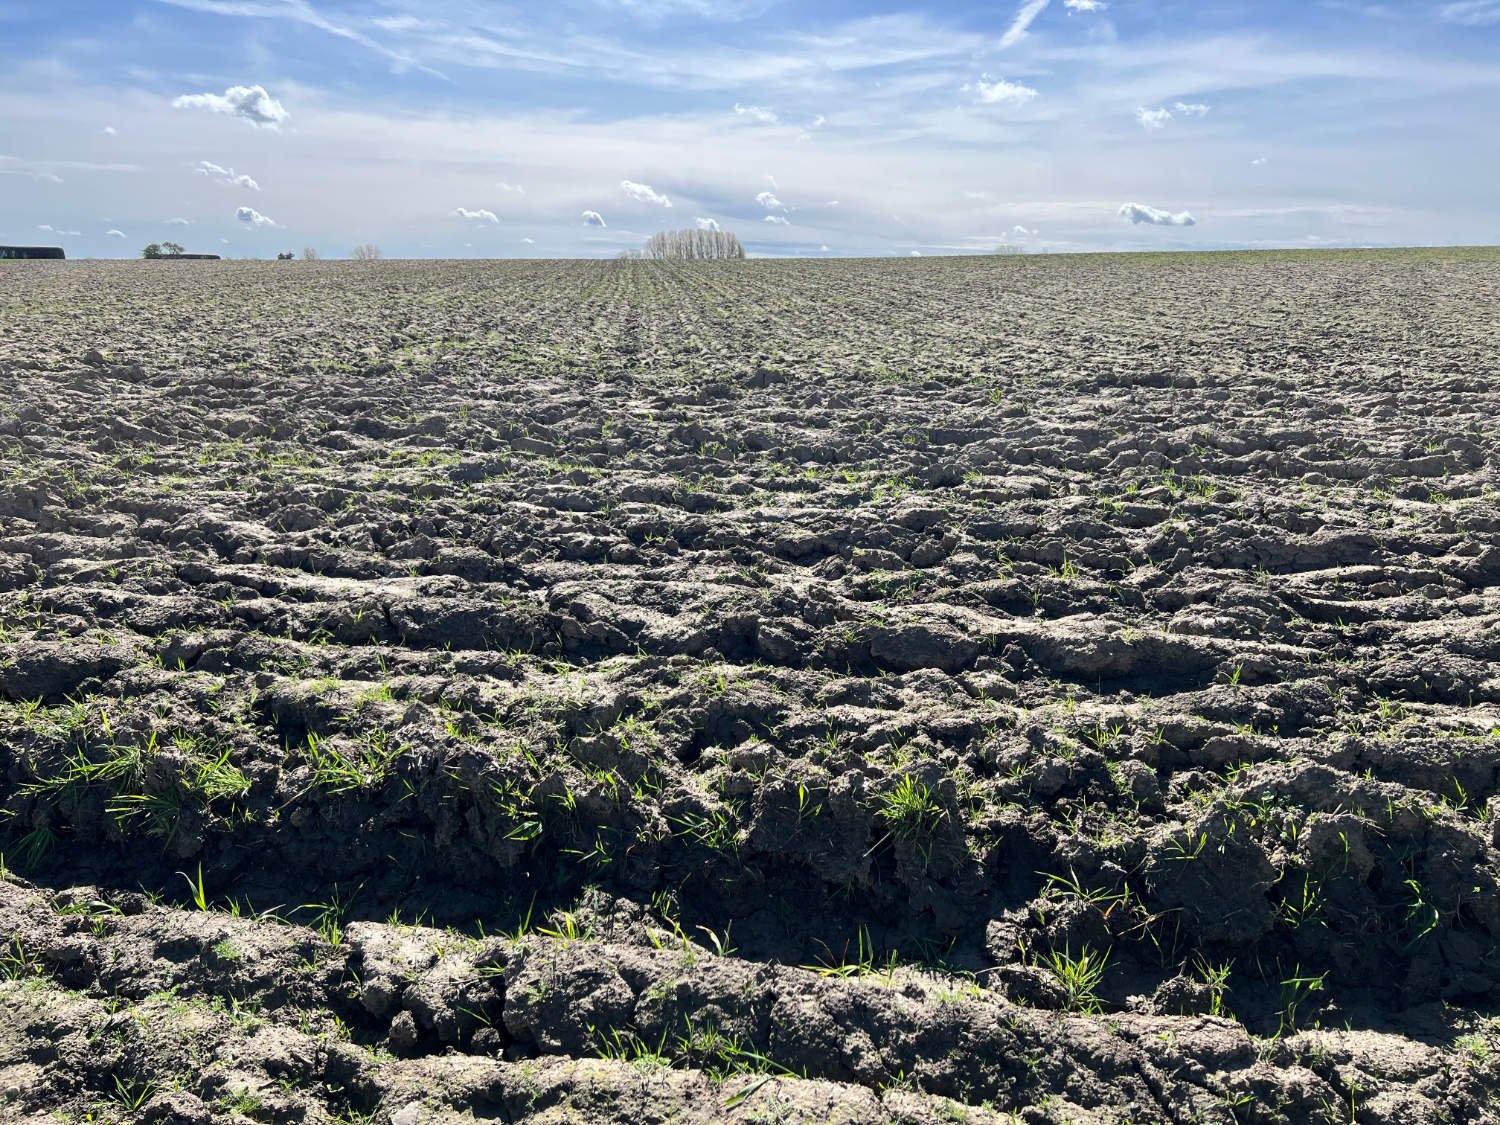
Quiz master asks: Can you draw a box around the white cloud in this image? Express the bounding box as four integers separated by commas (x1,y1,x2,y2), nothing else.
1064,0,1105,9
166,217,191,226
105,229,126,238
37,224,81,237
695,216,721,230
967,77,1040,106
910,250,922,255
521,237,535,243
453,206,499,223
810,115,826,128
999,0,1050,49
1439,1,1500,25
620,179,672,206
764,215,790,224
734,103,778,124
1013,224,1033,235
236,205,277,227
1119,202,1197,226
819,244,830,252
172,84,289,129
102,125,117,135
755,190,785,210
1173,101,1211,117
581,210,607,226
1135,107,1174,130
35,172,63,184
196,161,259,190
1251,157,1269,166
496,181,525,193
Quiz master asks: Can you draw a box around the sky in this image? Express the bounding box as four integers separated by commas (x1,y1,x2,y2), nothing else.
2,0,1498,259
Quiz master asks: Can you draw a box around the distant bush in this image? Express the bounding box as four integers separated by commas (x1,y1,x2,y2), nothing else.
276,251,294,260
302,247,320,261
644,229,745,260
993,244,1025,256
351,244,382,261
142,241,186,259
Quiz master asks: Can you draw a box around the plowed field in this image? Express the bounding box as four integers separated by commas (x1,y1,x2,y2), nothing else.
1,249,1499,1124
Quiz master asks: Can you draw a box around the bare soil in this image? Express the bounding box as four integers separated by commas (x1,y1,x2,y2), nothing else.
1,249,1498,1124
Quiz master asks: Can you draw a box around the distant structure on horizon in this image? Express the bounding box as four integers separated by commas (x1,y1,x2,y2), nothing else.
0,246,66,260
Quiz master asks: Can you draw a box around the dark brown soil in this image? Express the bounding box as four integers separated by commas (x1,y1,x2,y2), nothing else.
1,249,1498,1124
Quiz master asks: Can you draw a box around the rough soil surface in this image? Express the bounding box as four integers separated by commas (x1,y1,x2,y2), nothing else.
0,249,1498,1124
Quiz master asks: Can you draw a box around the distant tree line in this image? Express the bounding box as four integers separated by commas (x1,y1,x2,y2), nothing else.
642,229,745,260
141,242,185,259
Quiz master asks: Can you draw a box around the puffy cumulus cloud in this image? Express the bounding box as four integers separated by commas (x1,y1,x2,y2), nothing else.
521,237,535,244
966,77,1039,106
734,103,778,124
1136,103,1209,130
910,250,922,256
695,217,721,231
105,229,126,238
102,125,117,135
236,206,277,227
173,84,289,129
755,190,785,210
763,215,790,225
452,207,499,223
196,161,260,190
496,182,525,194
1251,157,1269,166
1119,202,1196,227
581,210,607,227
621,180,672,207
166,217,191,226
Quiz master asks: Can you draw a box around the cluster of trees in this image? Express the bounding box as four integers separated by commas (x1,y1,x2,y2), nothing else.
141,242,186,259
640,229,745,260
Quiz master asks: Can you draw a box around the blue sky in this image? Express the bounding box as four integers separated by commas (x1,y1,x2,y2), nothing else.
2,0,1498,258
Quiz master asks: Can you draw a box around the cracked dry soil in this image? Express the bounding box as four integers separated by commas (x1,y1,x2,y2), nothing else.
0,249,1499,1124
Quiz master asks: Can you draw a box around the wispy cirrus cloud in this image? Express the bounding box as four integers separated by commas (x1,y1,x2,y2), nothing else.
999,0,1050,49
1438,1,1500,25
